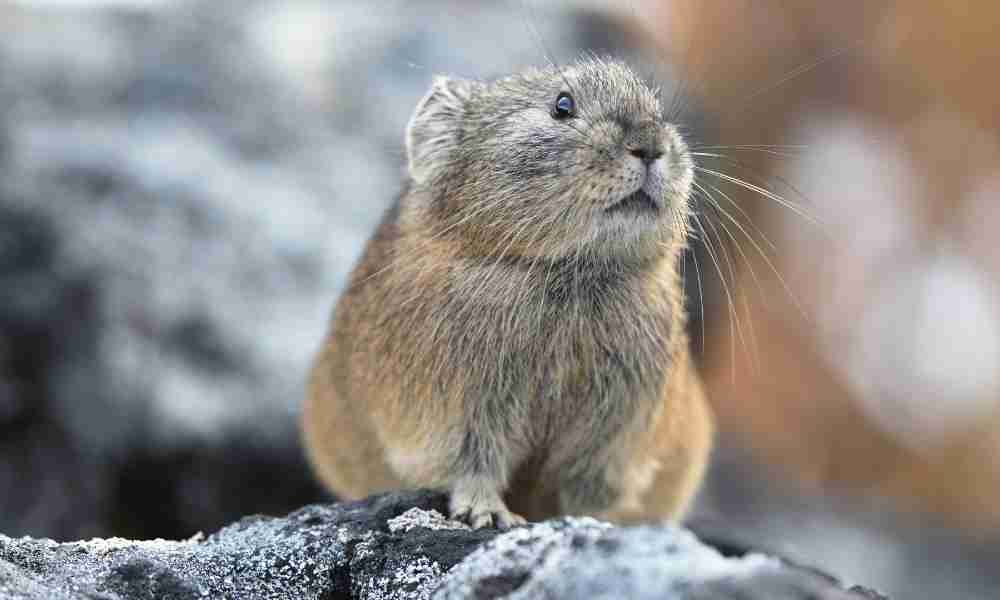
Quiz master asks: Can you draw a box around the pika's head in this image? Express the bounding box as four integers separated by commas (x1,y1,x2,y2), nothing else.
405,58,694,260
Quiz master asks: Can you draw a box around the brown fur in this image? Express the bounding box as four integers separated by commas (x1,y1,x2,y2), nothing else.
303,58,713,528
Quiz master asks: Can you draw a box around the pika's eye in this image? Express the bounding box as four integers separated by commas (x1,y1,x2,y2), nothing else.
553,92,575,119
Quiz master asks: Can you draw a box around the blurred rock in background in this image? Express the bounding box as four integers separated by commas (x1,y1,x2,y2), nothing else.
0,1,997,599
0,0,653,542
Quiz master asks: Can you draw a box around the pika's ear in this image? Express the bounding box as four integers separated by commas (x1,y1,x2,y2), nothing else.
406,75,477,184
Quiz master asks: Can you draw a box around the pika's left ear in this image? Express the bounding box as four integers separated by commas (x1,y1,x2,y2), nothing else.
405,75,478,185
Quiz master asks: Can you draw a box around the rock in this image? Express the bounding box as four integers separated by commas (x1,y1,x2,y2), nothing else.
0,490,886,600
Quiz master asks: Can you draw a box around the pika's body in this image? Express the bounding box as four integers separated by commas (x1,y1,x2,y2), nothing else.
303,59,713,528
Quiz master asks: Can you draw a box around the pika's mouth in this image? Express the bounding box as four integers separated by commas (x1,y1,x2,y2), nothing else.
606,189,659,215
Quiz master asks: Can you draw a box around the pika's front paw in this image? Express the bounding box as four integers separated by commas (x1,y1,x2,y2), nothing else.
451,501,527,529
449,480,526,530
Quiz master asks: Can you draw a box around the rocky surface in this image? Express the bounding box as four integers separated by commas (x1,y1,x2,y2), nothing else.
0,490,886,600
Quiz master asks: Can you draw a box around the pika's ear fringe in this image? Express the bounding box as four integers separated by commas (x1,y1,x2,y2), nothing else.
405,76,477,184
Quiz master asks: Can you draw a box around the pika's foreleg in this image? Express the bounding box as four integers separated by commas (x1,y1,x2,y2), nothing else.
444,417,528,529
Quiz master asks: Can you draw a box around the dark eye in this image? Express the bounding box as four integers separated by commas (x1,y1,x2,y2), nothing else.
553,92,575,119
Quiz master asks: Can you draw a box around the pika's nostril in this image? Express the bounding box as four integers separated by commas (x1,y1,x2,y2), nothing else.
628,147,664,164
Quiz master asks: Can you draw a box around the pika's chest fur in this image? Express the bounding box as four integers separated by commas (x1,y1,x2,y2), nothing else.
366,247,682,445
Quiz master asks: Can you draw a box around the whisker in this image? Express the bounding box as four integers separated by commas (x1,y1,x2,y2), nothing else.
692,144,807,151
692,212,742,384
692,148,799,159
737,43,858,108
694,171,778,253
701,179,809,322
695,152,818,228
697,188,768,302
695,188,754,374
694,166,822,228
688,244,706,358
697,188,764,374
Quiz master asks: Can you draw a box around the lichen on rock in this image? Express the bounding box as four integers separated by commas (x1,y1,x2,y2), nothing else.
0,490,886,600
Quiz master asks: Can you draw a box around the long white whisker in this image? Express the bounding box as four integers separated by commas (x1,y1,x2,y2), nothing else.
697,187,763,374
695,190,753,375
692,212,740,383
690,245,706,354
695,166,822,228
696,153,818,227
701,179,809,322
692,148,801,159
738,43,857,108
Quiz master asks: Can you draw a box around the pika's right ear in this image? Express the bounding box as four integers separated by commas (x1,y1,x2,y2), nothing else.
406,76,476,185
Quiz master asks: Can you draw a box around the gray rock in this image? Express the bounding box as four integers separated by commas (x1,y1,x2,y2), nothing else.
0,491,886,600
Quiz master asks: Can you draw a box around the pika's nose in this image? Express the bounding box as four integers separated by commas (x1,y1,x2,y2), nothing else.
625,121,665,165
628,146,664,165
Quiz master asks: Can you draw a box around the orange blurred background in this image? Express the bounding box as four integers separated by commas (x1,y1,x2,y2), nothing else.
647,0,1000,535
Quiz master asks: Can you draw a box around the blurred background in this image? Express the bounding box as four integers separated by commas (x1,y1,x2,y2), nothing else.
0,0,997,598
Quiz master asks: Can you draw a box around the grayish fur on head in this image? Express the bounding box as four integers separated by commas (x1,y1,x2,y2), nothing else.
404,57,695,261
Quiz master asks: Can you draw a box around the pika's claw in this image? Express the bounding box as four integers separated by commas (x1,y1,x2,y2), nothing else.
495,510,527,529
457,506,525,530
449,478,526,530
469,511,494,529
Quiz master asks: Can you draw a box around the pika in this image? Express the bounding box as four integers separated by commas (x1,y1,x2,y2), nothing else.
303,58,713,528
